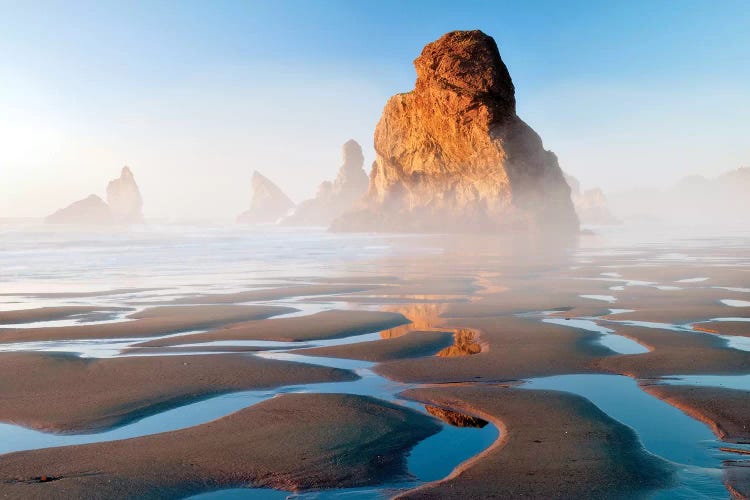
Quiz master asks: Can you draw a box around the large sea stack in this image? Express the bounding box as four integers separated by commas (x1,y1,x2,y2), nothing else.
237,172,295,224
106,166,143,223
283,139,369,226
332,30,578,234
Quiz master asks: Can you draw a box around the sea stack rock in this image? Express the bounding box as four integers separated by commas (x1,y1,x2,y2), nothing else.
45,195,113,224
564,173,620,225
106,166,143,223
332,30,579,234
283,139,369,226
237,172,295,224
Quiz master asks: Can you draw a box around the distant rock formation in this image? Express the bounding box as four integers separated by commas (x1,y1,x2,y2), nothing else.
46,166,144,225
564,173,620,225
332,30,578,234
237,172,295,224
106,166,143,223
608,166,750,227
717,166,750,188
283,140,370,226
45,195,112,224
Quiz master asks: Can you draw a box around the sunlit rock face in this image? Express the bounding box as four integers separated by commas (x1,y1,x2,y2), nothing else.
237,172,295,224
106,166,143,223
45,195,113,224
283,139,370,226
332,30,579,234
564,173,620,226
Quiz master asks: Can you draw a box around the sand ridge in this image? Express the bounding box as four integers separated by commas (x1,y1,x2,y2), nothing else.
131,309,410,348
0,351,356,432
0,304,296,343
0,393,441,499
398,385,674,499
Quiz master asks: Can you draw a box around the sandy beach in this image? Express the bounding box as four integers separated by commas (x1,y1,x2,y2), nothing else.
399,385,674,499
131,309,410,348
0,351,356,432
0,393,440,499
0,229,748,499
0,305,295,343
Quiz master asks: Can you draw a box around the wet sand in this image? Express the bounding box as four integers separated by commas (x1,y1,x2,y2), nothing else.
351,277,482,297
725,461,750,499
0,352,356,432
602,286,749,324
2,231,749,498
442,290,582,318
133,309,409,347
0,393,440,499
376,316,606,383
0,305,295,343
167,284,380,304
594,324,750,377
0,306,128,325
594,266,750,290
124,344,293,355
399,385,673,499
294,330,455,362
694,321,750,338
0,288,165,299
611,304,749,325
642,384,750,443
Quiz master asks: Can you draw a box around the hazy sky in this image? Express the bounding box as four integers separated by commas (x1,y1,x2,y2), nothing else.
2,0,748,219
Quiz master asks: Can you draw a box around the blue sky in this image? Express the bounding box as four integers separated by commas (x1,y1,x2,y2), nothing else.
2,0,748,218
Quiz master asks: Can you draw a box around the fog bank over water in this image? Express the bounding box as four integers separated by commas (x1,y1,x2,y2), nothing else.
606,167,750,230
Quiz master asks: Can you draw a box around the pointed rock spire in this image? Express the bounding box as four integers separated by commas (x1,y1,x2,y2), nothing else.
237,172,295,224
283,139,369,226
106,166,143,223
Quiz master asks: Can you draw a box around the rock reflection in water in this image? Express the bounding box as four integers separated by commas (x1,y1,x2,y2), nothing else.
437,328,482,357
425,405,489,428
380,303,482,357
380,302,447,338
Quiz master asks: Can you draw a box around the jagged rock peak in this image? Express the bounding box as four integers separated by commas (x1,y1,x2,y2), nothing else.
414,30,515,114
237,171,295,224
282,139,369,226
332,30,579,234
341,139,364,170
333,139,369,199
106,166,143,223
